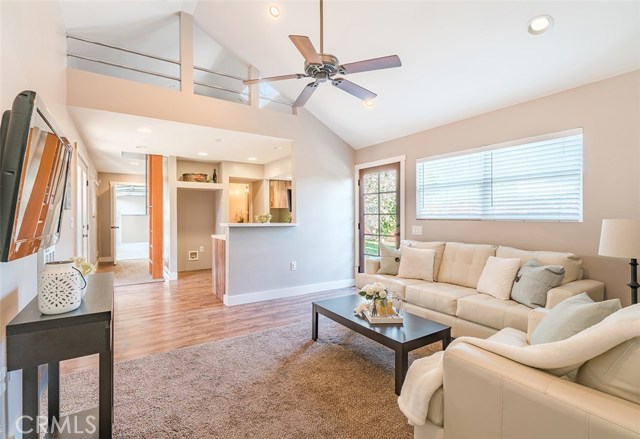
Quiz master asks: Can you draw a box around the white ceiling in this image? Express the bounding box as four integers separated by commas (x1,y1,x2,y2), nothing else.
59,0,640,163
68,107,292,175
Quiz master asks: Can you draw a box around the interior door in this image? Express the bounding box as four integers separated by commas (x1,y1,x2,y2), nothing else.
358,163,400,272
78,158,90,260
110,183,120,265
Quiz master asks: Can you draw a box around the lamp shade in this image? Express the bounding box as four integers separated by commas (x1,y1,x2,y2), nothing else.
598,219,640,259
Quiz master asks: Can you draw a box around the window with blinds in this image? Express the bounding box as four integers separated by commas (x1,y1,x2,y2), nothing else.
416,130,583,221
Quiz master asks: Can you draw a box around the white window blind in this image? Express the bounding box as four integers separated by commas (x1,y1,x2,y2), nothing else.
416,131,583,221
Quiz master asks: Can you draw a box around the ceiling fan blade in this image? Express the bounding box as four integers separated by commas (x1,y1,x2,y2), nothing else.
243,74,305,85
293,82,319,108
339,55,402,75
289,35,322,65
331,78,377,101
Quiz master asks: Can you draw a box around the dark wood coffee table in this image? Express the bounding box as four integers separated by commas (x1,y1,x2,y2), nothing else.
312,294,451,395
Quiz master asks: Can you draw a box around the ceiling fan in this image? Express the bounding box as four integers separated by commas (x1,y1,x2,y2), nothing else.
243,0,402,108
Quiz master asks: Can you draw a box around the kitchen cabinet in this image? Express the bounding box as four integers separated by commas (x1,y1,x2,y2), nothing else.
269,180,291,209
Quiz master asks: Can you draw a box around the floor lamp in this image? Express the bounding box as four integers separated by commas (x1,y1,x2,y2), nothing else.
598,219,640,305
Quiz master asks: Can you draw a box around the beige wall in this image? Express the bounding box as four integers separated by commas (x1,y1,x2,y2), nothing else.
97,172,146,259
356,71,640,306
177,189,216,271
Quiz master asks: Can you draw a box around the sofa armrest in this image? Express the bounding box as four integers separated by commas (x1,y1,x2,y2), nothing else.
442,343,640,439
526,308,550,344
546,279,605,308
364,257,381,274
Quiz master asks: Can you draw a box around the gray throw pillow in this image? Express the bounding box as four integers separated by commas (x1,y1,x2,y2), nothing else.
531,292,621,345
511,259,565,308
377,245,401,275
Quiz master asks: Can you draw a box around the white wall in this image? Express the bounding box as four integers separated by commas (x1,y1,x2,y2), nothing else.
67,68,356,302
0,2,98,437
356,70,640,306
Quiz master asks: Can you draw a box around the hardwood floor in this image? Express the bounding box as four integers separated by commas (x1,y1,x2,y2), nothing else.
61,267,353,374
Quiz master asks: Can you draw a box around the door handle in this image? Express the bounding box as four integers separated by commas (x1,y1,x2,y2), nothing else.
110,226,120,229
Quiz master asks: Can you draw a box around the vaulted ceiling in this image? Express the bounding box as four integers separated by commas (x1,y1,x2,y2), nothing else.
60,1,640,154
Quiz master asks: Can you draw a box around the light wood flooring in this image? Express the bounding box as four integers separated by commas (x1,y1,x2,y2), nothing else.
61,267,352,374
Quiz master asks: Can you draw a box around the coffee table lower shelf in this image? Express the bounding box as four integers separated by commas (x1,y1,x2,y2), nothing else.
312,295,451,395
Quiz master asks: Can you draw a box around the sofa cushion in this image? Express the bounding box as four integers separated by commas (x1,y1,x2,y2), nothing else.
356,273,427,300
510,260,565,308
405,283,477,316
577,336,640,405
496,246,582,284
437,242,497,289
476,256,521,300
397,247,435,281
377,245,401,275
402,240,446,281
456,294,531,332
531,293,621,345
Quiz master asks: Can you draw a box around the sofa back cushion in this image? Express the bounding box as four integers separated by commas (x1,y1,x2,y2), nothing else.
401,240,446,281
437,242,497,289
576,336,640,405
496,246,582,284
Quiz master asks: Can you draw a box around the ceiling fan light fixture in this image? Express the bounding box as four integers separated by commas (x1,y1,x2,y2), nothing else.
363,99,375,108
268,4,281,18
528,15,554,36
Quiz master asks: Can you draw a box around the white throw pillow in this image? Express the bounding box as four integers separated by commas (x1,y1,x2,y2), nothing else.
397,247,435,281
476,256,521,300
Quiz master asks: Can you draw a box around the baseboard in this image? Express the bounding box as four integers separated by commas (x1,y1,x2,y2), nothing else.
223,278,355,306
98,256,113,263
163,266,178,280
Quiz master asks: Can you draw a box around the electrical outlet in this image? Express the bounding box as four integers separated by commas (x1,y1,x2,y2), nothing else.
290,261,297,271
199,246,205,252
412,225,423,235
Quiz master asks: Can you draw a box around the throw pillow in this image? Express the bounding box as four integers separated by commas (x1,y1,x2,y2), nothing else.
511,259,565,308
377,245,401,275
576,336,640,405
397,247,436,281
476,256,521,300
531,292,621,345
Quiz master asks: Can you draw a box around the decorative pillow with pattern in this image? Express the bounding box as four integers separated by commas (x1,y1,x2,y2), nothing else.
511,259,565,308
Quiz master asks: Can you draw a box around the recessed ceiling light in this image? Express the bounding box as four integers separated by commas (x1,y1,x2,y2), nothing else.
197,152,208,156
273,146,283,150
216,138,225,143
135,145,148,150
129,161,139,166
137,127,152,133
528,15,554,36
248,157,257,161
268,4,280,18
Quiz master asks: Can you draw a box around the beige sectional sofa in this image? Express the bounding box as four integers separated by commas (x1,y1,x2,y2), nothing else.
356,241,605,338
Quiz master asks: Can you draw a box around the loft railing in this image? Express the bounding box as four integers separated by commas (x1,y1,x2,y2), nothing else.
66,34,293,112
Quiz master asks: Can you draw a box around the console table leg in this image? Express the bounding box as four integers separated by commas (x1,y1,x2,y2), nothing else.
22,367,38,439
48,362,60,431
395,345,409,396
312,305,318,341
99,350,113,437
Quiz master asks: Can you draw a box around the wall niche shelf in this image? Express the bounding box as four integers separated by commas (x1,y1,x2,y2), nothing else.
176,181,225,191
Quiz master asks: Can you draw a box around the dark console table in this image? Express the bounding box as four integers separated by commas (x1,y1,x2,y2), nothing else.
6,272,114,438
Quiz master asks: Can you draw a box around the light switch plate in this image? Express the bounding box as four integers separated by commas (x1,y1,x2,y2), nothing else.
412,225,423,235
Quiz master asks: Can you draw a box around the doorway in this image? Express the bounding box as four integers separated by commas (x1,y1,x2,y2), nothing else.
111,183,149,262
358,162,402,272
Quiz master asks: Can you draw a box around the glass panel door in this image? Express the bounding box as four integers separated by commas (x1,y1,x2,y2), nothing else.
359,163,400,272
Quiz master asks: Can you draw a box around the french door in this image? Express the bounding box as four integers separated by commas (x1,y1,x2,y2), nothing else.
358,163,400,272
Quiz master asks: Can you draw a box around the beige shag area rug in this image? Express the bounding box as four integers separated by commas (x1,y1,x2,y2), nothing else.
57,319,442,438
113,259,164,287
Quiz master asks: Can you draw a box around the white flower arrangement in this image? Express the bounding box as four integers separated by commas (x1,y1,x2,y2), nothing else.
359,282,388,301
69,256,97,277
